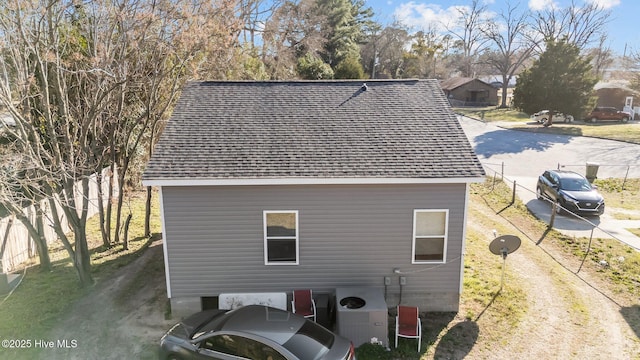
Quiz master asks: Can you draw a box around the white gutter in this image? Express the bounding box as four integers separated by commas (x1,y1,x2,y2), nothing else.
143,176,486,187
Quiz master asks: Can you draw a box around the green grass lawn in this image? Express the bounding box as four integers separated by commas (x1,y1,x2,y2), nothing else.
454,107,529,122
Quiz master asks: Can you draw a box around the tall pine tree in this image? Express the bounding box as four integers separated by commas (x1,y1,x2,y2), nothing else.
513,40,597,125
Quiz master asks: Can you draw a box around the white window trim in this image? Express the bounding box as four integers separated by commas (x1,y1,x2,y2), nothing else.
412,209,449,264
263,210,299,265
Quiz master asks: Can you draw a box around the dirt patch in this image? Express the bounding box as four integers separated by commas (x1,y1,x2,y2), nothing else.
41,239,173,360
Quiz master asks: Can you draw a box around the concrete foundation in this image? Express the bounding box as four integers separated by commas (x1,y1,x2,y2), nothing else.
169,296,202,319
385,291,460,312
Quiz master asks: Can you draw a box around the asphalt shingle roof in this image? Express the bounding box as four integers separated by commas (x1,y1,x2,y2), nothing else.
440,77,494,91
142,79,485,182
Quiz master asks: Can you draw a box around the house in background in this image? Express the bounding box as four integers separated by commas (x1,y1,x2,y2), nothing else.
142,80,485,319
594,80,638,116
441,77,498,107
479,75,518,107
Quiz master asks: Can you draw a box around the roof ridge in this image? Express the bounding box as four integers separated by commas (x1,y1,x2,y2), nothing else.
191,79,429,85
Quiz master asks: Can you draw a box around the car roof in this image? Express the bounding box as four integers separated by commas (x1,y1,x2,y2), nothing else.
197,305,309,344
549,170,586,179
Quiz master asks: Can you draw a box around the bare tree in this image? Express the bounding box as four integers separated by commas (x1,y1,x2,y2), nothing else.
262,0,327,79
401,26,446,79
586,34,613,79
0,0,241,286
0,1,112,285
532,0,611,51
359,22,410,79
441,0,492,77
481,1,537,107
238,0,284,47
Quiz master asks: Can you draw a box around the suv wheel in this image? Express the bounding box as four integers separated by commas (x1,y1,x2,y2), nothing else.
622,116,629,123
590,117,598,123
555,200,564,215
536,187,544,200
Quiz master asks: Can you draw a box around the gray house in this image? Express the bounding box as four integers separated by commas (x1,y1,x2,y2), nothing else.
142,80,485,319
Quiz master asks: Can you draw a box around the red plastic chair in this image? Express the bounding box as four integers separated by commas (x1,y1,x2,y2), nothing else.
395,305,421,351
291,289,316,322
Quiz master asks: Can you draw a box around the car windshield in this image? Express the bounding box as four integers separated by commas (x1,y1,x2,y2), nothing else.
559,177,592,191
282,320,334,360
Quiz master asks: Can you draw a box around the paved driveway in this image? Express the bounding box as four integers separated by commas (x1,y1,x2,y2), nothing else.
458,116,640,249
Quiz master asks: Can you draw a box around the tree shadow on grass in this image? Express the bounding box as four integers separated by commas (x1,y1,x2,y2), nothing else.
416,312,478,359
90,232,162,269
422,311,457,345
620,305,640,340
432,319,480,359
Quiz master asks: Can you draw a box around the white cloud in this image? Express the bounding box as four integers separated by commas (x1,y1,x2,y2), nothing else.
393,2,446,31
393,2,483,32
528,0,620,12
586,0,621,9
528,0,557,11
394,2,498,35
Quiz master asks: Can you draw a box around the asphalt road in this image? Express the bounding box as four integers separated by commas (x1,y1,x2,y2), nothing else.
458,116,640,250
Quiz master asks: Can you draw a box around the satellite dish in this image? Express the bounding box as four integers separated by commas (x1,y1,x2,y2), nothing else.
489,235,521,259
488,235,522,291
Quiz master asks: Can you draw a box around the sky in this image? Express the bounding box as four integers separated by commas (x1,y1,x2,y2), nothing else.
364,0,638,56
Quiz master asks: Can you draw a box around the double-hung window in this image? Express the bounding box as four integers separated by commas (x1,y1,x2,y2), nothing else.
412,209,448,263
264,211,299,265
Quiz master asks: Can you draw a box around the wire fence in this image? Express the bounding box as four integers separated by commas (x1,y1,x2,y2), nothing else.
557,163,640,190
480,162,640,307
480,161,640,262
484,160,640,192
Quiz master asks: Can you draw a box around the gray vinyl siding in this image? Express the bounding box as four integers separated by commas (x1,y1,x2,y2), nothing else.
161,183,467,309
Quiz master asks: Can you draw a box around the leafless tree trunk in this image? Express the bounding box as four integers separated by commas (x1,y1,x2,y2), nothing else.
481,1,537,108
442,0,491,77
588,34,613,78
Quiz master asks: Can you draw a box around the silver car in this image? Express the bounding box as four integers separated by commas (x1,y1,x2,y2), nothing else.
530,110,574,124
160,305,356,360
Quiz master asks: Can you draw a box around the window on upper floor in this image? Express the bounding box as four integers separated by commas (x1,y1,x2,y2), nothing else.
412,209,448,263
264,211,299,265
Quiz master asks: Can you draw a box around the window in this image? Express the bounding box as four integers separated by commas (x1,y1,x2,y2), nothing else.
412,210,448,263
201,334,286,360
264,211,299,265
283,320,335,360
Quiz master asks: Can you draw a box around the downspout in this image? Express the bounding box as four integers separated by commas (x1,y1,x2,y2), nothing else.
459,183,471,297
158,187,172,299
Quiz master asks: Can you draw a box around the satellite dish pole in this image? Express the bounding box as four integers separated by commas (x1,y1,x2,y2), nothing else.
489,234,522,292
